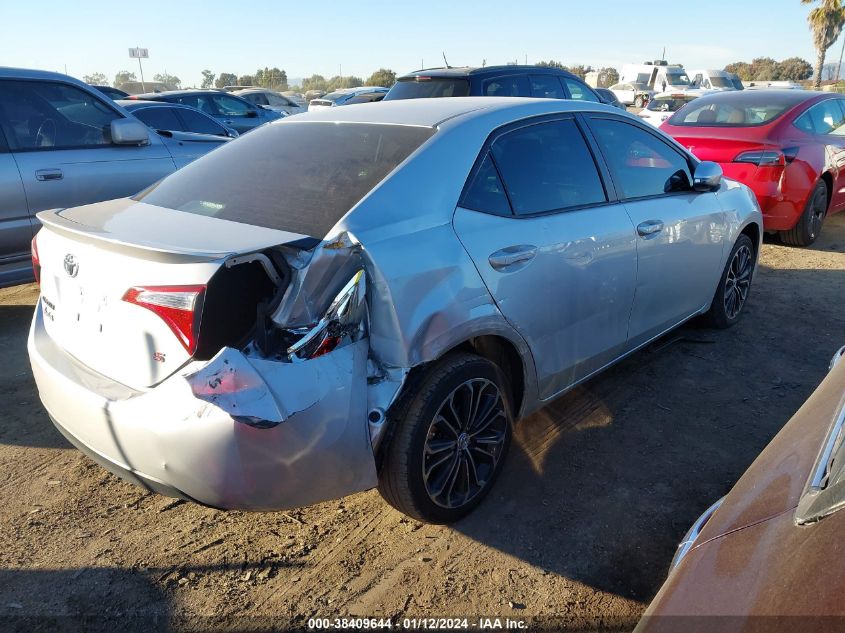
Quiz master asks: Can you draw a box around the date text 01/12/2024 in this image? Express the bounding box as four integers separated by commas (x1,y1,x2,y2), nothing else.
307,617,529,630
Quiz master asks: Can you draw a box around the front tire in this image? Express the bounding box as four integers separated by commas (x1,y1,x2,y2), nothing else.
634,95,644,108
378,353,513,524
780,179,828,247
705,234,755,329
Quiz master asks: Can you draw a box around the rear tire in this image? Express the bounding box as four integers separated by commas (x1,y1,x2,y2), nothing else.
378,353,513,524
705,234,755,329
779,180,828,247
634,95,644,108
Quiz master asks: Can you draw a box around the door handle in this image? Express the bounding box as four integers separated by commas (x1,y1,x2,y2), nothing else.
35,168,63,181
488,245,537,271
637,220,664,236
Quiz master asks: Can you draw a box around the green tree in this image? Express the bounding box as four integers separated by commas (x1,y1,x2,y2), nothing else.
778,56,814,80
803,0,845,89
750,57,780,80
564,64,590,79
254,67,288,90
536,60,566,69
113,70,136,88
366,68,397,87
83,72,107,85
153,73,181,90
596,67,619,87
724,61,753,80
325,75,363,90
237,74,256,86
201,70,216,89
301,74,328,92
215,73,238,89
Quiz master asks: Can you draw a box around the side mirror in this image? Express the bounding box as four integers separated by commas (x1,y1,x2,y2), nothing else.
111,118,150,145
693,161,723,192
246,109,258,118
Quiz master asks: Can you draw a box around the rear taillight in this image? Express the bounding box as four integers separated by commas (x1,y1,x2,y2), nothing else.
122,285,206,354
31,234,40,286
733,150,786,166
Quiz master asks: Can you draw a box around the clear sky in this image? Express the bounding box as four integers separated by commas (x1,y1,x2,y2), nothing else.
0,0,833,86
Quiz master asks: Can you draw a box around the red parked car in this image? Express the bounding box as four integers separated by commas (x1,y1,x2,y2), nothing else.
661,90,845,246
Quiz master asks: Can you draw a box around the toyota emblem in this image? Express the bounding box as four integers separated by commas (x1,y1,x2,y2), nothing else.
64,254,79,278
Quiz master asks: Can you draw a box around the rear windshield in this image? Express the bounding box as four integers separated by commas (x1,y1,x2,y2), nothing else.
135,121,435,238
384,78,471,100
647,96,696,113
668,98,795,127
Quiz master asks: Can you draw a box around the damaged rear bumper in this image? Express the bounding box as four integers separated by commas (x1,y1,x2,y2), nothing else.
28,301,378,511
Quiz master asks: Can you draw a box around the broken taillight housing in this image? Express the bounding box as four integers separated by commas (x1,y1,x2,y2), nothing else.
31,234,41,286
287,270,366,361
122,285,206,354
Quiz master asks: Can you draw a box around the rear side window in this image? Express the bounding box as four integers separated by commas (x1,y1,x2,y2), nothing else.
562,79,600,102
135,122,435,238
589,118,692,199
0,80,120,150
490,119,606,215
243,93,270,106
461,153,511,216
133,106,184,132
794,100,845,135
483,76,530,97
177,108,227,136
384,78,470,100
530,75,565,99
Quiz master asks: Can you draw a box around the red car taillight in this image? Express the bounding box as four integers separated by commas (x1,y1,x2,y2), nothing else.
31,234,41,286
733,147,798,166
122,285,206,354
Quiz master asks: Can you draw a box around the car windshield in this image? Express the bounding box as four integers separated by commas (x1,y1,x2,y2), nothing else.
384,78,471,100
630,83,649,90
668,96,797,127
134,121,435,238
709,76,733,88
323,91,352,103
647,96,696,112
666,71,691,86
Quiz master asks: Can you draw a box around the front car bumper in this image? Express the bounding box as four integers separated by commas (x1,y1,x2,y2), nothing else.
28,300,378,511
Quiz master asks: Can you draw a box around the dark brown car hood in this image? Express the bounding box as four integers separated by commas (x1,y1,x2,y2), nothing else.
695,357,845,544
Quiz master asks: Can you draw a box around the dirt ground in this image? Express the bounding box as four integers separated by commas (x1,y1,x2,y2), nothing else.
1,214,844,632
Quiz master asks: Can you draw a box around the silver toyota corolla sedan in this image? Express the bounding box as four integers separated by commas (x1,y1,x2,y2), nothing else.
28,97,763,523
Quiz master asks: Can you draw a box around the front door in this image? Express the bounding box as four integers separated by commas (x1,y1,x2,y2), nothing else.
453,116,638,400
0,79,175,219
585,115,728,347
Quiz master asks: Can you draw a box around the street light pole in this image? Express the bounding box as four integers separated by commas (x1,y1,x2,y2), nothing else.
137,46,146,92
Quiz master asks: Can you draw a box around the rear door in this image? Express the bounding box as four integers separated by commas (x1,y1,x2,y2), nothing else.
0,127,32,283
794,99,845,212
584,114,728,347
133,105,228,168
453,116,638,399
1,79,175,218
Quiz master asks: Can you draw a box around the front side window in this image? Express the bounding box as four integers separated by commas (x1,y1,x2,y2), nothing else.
243,93,270,106
176,108,228,136
133,106,184,132
530,75,565,99
461,153,511,216
211,95,251,116
0,80,120,150
794,100,845,135
563,79,600,102
490,119,606,215
483,76,530,97
589,118,692,199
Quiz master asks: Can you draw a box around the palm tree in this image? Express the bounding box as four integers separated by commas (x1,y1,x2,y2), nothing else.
803,0,845,88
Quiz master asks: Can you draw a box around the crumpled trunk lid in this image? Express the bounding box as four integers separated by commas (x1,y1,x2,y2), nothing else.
36,199,307,390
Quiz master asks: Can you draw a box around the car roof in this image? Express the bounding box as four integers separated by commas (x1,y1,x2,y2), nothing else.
131,89,228,99
289,96,617,127
398,65,580,80
0,66,85,82
116,99,190,109
686,89,828,108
